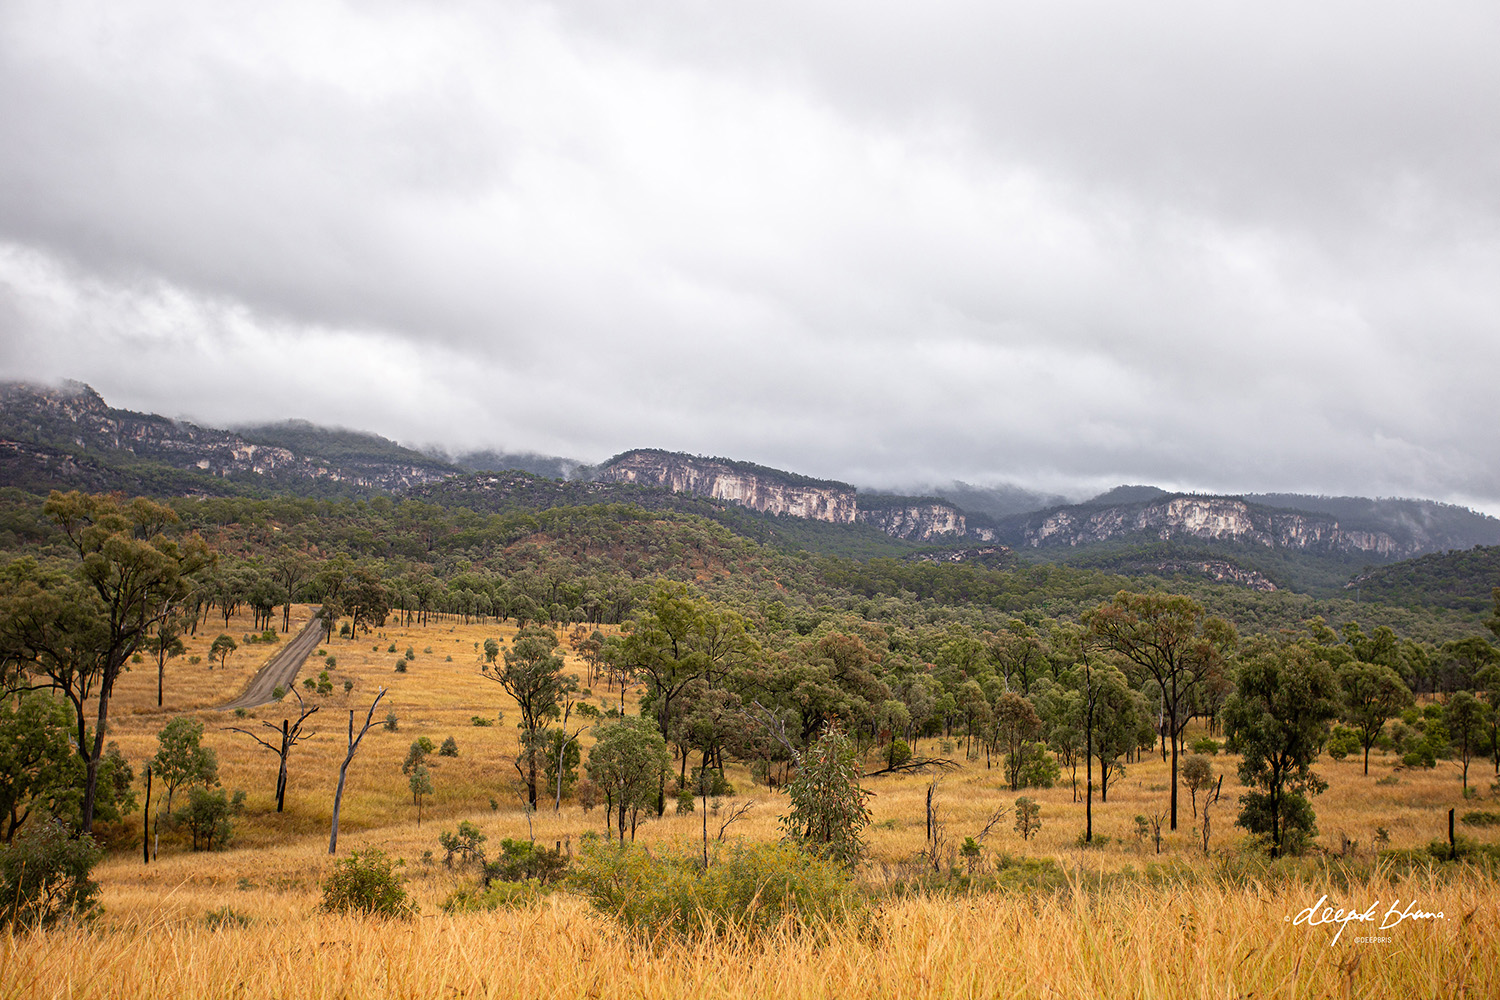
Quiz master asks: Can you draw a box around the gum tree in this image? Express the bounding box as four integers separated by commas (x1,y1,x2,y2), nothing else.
1086,591,1235,830
0,493,211,834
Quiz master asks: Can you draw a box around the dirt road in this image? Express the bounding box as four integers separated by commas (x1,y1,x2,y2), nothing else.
217,612,324,711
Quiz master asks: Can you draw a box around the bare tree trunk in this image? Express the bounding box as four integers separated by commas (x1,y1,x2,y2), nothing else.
142,766,152,865
330,689,386,855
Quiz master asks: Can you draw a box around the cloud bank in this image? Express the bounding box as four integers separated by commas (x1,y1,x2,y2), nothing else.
1,1,1497,507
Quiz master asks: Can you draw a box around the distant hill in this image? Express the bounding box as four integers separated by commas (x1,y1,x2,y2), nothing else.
235,419,457,472
0,380,453,497
1347,545,1500,612
1244,493,1500,554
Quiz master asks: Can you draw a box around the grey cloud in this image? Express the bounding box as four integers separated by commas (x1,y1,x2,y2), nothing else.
1,0,1498,511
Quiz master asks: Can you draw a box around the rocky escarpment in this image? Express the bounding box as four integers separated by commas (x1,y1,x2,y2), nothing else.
854,495,994,542
598,450,857,523
0,381,454,493
1015,496,1407,558
596,450,977,541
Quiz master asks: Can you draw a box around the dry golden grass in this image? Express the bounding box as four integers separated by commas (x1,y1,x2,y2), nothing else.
3,861,1493,999
19,611,1499,997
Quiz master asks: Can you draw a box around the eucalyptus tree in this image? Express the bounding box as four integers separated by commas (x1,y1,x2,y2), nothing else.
1336,660,1413,775
1086,590,1235,830
1224,638,1339,858
0,493,211,833
482,624,576,807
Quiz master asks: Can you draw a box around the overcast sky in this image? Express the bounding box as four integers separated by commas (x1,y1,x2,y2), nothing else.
2,1,1498,508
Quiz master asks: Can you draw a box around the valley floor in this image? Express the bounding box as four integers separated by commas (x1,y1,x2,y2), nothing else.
4,609,1497,998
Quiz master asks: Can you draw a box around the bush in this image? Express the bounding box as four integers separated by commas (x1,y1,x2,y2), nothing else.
885,738,913,769
676,789,696,814
174,788,245,851
272,685,285,701
0,820,101,929
384,710,398,732
388,643,397,653
1461,811,1500,828
439,736,459,757
485,839,569,885
438,821,488,868
1018,747,1060,789
394,659,407,673
321,849,415,918
470,716,492,727
1191,737,1221,756
569,840,863,939
1326,726,1361,761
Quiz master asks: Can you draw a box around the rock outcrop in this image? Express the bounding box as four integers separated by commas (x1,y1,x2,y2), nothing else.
596,450,976,541
1016,496,1405,558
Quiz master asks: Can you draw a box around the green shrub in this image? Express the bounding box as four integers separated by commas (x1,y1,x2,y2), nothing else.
1191,737,1221,756
885,738,913,768
439,736,459,757
405,647,415,660
1018,748,1060,789
173,788,245,851
321,849,415,918
676,789,695,814
568,840,863,939
438,820,487,868
394,659,407,673
0,820,101,929
470,716,493,727
388,643,397,653
485,839,569,885
1461,811,1500,828
1326,726,1361,761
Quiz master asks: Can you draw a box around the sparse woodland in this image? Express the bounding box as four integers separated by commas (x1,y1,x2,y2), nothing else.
1,488,1497,997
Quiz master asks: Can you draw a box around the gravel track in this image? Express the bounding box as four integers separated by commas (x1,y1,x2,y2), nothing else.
217,612,324,711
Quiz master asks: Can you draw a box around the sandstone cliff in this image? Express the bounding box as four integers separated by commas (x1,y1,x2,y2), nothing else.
1014,495,1406,558
595,450,976,541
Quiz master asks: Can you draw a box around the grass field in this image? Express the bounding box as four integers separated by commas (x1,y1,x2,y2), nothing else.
5,607,1497,998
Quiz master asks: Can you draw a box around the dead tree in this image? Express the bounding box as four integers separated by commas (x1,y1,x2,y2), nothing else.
225,692,319,812
329,687,386,854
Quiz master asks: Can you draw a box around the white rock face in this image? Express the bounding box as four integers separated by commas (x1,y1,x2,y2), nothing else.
855,503,967,540
598,451,980,540
1026,497,1403,556
600,451,859,522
